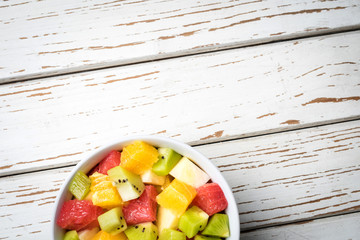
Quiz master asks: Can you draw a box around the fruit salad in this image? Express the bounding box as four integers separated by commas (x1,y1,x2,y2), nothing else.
57,141,230,240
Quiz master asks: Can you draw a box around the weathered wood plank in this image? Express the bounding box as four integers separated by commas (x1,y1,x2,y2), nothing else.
241,212,360,240
0,0,359,83
0,31,359,176
0,120,359,239
196,120,360,230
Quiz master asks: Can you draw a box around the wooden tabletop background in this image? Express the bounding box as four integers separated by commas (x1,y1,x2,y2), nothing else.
1,0,360,239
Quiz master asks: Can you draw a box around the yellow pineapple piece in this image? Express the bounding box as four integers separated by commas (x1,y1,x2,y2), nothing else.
156,179,197,216
92,230,127,240
121,141,158,175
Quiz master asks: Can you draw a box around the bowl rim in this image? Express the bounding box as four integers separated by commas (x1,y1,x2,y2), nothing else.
52,135,240,239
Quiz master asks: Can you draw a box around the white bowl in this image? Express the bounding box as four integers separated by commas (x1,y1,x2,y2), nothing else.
52,136,240,239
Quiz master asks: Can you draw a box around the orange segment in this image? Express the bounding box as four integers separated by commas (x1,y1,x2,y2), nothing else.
92,188,123,209
89,172,123,208
156,179,197,216
93,230,127,240
120,141,159,175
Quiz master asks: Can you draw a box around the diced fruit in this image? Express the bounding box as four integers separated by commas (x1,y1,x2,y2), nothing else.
64,230,79,240
159,228,186,240
69,171,91,200
121,141,158,175
123,185,158,225
78,227,99,240
156,179,196,216
57,200,104,231
92,188,123,209
152,148,182,176
90,172,123,208
83,191,94,202
194,235,221,240
98,150,121,175
141,169,166,185
202,214,230,238
156,206,179,234
108,166,145,202
92,230,128,240
124,222,158,240
192,183,228,216
178,206,209,238
98,207,127,235
90,173,112,191
169,157,210,188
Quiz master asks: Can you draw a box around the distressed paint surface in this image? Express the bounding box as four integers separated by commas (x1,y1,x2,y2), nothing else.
0,0,359,83
242,212,360,240
0,31,359,176
0,120,359,239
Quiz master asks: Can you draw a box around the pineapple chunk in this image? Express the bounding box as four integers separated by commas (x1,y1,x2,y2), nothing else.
169,157,210,188
78,227,99,240
156,206,180,234
141,169,166,186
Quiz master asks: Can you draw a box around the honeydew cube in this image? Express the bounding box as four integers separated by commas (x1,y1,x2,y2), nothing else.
78,227,99,240
169,157,210,188
156,206,180,234
141,169,166,185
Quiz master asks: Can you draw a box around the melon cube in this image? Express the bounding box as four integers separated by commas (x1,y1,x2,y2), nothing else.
169,157,210,188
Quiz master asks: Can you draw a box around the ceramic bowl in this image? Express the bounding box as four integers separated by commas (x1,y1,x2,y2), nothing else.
52,135,240,239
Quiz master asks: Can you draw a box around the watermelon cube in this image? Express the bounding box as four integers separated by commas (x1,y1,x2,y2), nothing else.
122,185,158,225
192,183,228,216
57,200,104,231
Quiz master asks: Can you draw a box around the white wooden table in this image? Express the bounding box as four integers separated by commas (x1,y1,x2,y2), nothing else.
1,0,360,239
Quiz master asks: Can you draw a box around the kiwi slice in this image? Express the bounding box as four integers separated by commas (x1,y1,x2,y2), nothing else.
194,235,221,240
125,222,158,240
159,228,186,240
152,148,182,176
64,230,79,240
108,166,145,201
98,207,127,235
178,206,209,238
202,214,230,238
69,171,91,200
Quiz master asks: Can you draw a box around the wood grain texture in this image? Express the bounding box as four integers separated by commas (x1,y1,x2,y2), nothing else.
196,120,360,230
0,0,359,83
0,31,359,176
242,212,360,239
1,120,359,239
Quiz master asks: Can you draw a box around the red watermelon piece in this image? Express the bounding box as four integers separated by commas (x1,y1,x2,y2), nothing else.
56,200,104,231
122,185,158,225
192,183,228,216
89,150,121,175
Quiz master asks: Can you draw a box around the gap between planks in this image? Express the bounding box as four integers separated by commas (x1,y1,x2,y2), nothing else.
1,117,359,179
1,27,360,86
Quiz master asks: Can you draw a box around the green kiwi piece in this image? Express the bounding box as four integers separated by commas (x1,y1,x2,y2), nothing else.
98,207,127,235
63,230,79,240
159,228,186,240
69,171,91,200
194,235,222,240
152,148,182,176
108,166,145,201
125,222,158,240
202,214,230,238
178,206,209,238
